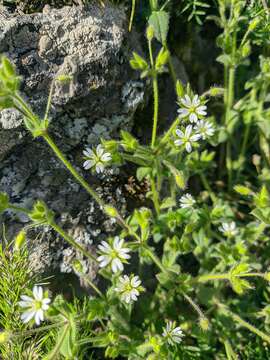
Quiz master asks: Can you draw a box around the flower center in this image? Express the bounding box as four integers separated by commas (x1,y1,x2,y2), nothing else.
34,300,42,310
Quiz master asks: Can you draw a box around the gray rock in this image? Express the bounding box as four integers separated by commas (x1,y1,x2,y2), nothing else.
0,4,145,282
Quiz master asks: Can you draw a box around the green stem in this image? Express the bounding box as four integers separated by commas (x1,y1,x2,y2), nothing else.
50,221,98,264
158,116,179,150
43,133,104,207
128,0,136,32
13,320,68,338
145,246,167,273
151,76,159,148
82,275,105,299
150,177,160,215
197,273,229,282
199,173,217,202
9,204,31,215
226,66,235,191
220,305,270,345
182,293,205,319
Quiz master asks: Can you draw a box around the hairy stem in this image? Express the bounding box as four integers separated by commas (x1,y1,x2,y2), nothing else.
49,221,97,263
43,133,104,208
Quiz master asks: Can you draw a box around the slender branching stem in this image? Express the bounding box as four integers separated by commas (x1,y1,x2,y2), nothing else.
151,75,159,148
49,221,98,264
199,173,217,202
218,303,270,345
144,246,168,273
43,133,104,208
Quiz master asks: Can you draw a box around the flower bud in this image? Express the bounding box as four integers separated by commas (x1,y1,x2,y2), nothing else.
146,25,155,41
209,86,224,97
104,205,119,218
72,259,84,274
14,230,26,250
0,331,10,344
199,317,210,331
241,42,251,58
248,18,260,32
264,272,270,282
55,74,73,83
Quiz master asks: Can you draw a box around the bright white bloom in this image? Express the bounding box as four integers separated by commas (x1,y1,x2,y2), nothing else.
219,221,238,237
180,193,195,209
97,236,131,273
174,125,201,153
83,144,111,173
194,120,215,139
178,94,207,123
115,274,142,304
18,286,50,326
162,321,184,345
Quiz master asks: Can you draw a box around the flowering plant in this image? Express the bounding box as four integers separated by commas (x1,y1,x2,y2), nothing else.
1,1,270,359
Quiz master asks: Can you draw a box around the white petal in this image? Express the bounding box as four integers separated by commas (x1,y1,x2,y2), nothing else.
20,295,33,302
18,301,32,308
96,163,104,173
33,286,43,301
83,148,94,157
190,134,201,142
177,108,189,118
174,139,183,146
112,258,123,273
35,309,43,325
192,94,200,106
185,125,193,137
181,95,192,107
175,128,184,137
131,276,141,287
101,153,112,162
119,250,130,260
189,113,198,123
96,144,104,157
42,303,50,311
21,310,35,323
186,142,192,153
83,160,95,170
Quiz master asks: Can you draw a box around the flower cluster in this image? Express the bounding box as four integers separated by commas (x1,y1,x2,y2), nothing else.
175,94,214,153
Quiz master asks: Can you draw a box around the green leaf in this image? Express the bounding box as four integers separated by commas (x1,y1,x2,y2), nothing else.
130,52,148,71
163,160,186,189
176,79,185,98
230,263,249,276
155,47,169,70
160,197,176,209
136,167,151,181
0,192,9,214
148,11,170,44
230,277,252,295
234,185,252,196
44,324,70,360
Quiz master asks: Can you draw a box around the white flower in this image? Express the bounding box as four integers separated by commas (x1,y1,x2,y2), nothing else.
180,193,195,209
174,125,201,153
18,286,51,326
162,321,184,345
178,94,207,123
97,236,131,273
83,144,111,173
115,274,142,304
194,120,215,139
219,221,238,237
